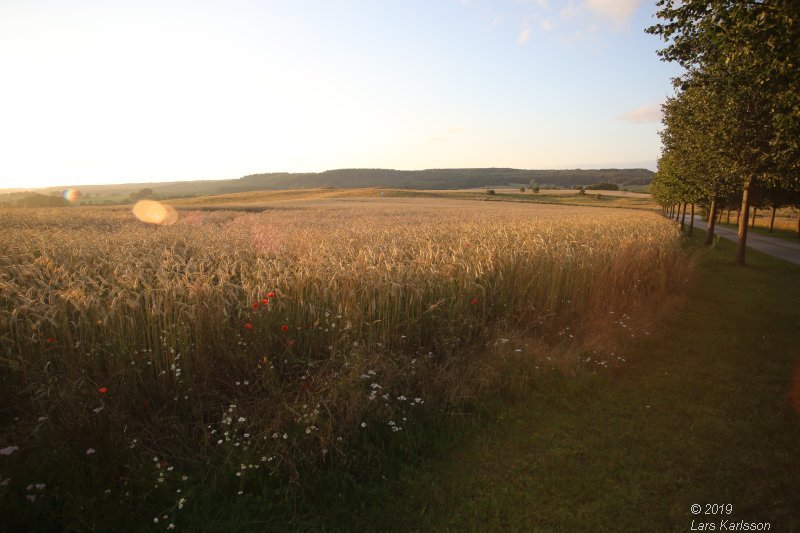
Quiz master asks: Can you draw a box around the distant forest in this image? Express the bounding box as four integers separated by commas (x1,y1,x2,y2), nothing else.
231,168,653,193
0,168,653,205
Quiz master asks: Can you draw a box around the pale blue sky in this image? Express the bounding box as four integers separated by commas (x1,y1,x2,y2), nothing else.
0,0,681,188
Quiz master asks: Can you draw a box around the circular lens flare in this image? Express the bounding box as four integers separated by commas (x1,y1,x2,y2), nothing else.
63,189,81,202
132,200,178,225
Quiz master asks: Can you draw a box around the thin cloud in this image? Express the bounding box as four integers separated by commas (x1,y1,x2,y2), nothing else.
517,24,531,44
583,0,642,28
620,103,663,124
454,0,642,45
560,3,582,22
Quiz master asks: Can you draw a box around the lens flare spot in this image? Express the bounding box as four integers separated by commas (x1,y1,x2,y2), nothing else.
63,189,81,202
132,200,178,225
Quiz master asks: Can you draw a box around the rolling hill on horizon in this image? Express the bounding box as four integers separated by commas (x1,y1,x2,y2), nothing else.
1,167,654,201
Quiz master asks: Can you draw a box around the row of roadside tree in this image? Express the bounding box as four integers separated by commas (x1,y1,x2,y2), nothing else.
648,0,800,265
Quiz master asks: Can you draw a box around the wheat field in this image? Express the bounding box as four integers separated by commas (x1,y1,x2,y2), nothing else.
0,199,688,527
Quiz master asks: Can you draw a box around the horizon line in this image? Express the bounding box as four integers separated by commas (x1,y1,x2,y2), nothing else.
0,165,656,193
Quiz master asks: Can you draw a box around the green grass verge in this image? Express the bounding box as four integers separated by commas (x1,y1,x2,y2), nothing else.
290,233,800,531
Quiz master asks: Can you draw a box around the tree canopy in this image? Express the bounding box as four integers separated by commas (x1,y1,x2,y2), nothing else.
648,0,800,262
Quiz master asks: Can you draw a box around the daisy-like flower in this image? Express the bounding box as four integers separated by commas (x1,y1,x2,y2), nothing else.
0,446,19,456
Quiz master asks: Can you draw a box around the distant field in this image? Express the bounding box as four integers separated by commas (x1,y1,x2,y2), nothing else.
0,199,685,529
169,187,658,211
621,183,651,193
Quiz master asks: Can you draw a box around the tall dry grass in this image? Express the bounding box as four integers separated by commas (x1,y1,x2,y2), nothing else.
0,201,689,526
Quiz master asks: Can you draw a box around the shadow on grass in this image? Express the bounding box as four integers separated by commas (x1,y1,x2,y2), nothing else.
289,234,800,531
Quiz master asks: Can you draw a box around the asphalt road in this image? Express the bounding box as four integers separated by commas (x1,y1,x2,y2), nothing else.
671,214,800,266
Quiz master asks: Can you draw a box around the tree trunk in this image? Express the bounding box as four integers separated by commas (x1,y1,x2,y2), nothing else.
751,207,757,229
704,198,717,246
726,206,731,225
688,203,695,236
769,206,776,232
797,212,800,239
735,182,752,266
681,202,687,231
736,207,740,226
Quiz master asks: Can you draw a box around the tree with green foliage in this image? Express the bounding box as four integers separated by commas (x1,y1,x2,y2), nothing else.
651,151,688,226
649,0,800,264
15,193,68,208
130,188,155,201
660,85,741,244
585,182,619,191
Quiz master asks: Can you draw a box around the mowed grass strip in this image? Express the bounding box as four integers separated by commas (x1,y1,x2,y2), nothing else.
307,233,800,532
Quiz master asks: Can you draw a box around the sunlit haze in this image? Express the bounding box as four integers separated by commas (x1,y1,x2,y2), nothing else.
0,0,680,189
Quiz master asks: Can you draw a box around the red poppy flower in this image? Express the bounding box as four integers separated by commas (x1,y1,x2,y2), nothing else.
46,338,55,343
471,297,479,305
267,292,276,299
261,298,269,304
98,386,108,394
252,303,259,309
281,324,289,332
244,323,253,330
